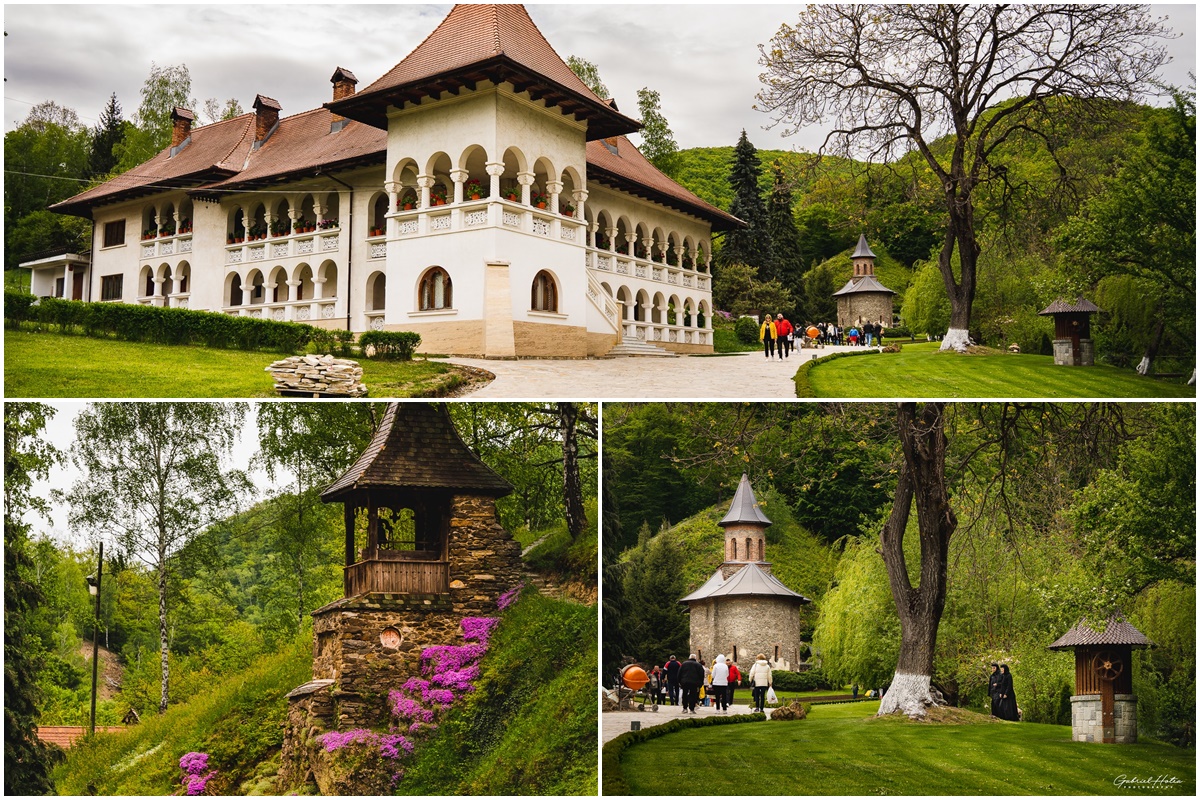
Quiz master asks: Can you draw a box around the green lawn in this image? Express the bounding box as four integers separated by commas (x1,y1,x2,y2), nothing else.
4,330,469,398
805,342,1193,398
618,701,1196,795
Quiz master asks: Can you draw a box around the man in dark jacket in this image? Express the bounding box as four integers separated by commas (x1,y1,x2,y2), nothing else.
677,654,705,713
664,655,682,706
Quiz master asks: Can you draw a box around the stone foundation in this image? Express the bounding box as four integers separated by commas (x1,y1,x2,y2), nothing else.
1052,338,1095,366
1070,694,1137,743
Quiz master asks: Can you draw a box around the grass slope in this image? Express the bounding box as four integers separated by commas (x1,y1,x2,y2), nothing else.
401,591,597,795
619,700,1196,795
51,637,312,796
4,330,467,398
638,489,837,607
521,499,599,588
806,341,1194,398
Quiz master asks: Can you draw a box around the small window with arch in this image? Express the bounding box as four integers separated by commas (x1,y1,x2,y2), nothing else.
418,267,453,310
531,270,558,313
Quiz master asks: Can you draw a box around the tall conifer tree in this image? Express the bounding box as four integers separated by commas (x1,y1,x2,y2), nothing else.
766,161,806,299
719,130,772,278
89,93,125,178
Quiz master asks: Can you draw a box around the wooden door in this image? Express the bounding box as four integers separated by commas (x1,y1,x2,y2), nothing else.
72,271,85,300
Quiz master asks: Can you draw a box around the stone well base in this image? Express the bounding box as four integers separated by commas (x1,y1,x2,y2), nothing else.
1052,338,1095,366
1070,693,1137,743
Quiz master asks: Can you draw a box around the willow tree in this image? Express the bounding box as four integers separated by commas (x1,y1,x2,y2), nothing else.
758,4,1169,351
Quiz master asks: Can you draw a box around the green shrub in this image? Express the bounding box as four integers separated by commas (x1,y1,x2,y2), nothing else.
735,315,759,344
4,289,35,326
358,330,422,360
3,291,340,354
602,712,766,795
772,667,833,692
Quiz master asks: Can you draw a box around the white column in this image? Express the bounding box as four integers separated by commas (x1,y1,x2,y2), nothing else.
516,171,535,205
417,175,434,208
449,168,468,205
545,179,563,213
485,161,505,200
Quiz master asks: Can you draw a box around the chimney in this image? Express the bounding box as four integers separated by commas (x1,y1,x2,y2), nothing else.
253,94,282,144
330,67,358,130
170,107,195,149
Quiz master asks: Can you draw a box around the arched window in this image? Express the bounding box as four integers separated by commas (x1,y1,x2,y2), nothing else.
419,267,452,310
530,270,557,312
745,538,752,561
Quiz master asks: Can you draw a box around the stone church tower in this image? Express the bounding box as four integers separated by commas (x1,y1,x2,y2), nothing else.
680,474,810,675
833,234,895,329
280,403,521,789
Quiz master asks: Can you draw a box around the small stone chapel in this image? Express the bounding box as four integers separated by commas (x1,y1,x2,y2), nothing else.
833,234,895,329
680,474,810,675
280,402,522,788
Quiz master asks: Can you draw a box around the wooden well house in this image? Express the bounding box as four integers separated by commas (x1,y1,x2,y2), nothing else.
1049,615,1153,744
281,402,521,751
320,402,514,597
1038,296,1100,366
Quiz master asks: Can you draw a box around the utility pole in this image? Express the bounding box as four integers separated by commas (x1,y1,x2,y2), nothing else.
87,542,103,736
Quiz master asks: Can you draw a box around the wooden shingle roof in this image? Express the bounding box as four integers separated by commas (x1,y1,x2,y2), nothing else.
1048,615,1154,650
320,403,511,501
1039,297,1101,316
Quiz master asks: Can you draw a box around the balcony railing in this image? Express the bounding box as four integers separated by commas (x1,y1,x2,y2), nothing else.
344,559,450,597
586,246,710,292
224,228,342,264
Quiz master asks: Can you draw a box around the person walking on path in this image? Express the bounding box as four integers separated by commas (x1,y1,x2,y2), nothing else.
776,314,793,359
665,655,681,706
995,664,1020,721
848,326,860,346
727,659,742,708
987,663,1002,717
711,654,730,713
759,315,778,359
678,654,705,714
748,654,773,712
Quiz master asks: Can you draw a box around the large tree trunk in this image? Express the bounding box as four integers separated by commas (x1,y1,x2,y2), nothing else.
558,403,585,540
158,555,169,714
877,403,957,718
938,185,979,353
1135,316,1165,375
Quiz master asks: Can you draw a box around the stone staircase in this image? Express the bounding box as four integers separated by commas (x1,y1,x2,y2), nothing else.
604,340,677,357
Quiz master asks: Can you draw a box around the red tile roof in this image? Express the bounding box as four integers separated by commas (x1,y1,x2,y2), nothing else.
37,726,125,749
330,4,639,139
587,137,743,230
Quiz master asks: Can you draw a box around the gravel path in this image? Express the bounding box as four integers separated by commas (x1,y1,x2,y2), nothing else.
443,345,872,399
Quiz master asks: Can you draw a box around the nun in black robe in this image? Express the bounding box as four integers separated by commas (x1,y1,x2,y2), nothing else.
995,664,1020,721
987,663,1002,716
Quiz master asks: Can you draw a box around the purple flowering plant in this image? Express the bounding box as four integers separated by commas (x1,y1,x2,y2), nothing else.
496,582,525,610
178,752,215,796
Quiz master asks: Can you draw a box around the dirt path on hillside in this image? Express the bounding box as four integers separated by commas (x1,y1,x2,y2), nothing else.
78,641,123,700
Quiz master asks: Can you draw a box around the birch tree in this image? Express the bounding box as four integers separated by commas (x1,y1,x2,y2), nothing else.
65,403,249,713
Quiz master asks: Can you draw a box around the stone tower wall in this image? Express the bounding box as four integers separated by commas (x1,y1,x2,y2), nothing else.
688,596,803,675
837,293,894,329
722,522,766,564
1070,694,1138,743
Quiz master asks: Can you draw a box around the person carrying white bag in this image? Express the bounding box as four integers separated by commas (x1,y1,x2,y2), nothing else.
748,653,773,713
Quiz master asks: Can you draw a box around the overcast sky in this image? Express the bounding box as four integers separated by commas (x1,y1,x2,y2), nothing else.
4,3,1195,154
26,402,277,547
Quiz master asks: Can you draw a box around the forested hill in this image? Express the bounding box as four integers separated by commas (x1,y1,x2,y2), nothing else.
669,99,1193,368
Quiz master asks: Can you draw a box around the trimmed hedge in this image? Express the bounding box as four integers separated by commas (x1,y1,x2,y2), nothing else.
358,330,422,360
4,290,404,358
792,348,882,397
772,668,833,692
602,712,765,795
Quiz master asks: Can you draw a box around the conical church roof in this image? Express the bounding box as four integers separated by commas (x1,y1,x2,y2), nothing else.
328,4,639,138
718,474,772,528
851,233,877,259
320,403,512,501
679,562,810,604
832,275,896,297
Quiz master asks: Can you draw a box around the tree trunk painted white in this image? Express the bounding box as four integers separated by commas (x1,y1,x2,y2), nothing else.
939,328,972,352
1188,369,1195,386
1136,356,1151,375
877,671,934,718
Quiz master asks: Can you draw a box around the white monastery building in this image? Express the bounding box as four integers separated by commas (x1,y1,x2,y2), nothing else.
42,4,741,357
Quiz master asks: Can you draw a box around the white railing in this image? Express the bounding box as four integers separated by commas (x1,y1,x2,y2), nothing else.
586,270,622,342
